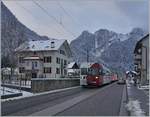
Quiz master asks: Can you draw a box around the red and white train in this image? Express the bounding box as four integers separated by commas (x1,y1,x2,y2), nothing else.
80,62,118,87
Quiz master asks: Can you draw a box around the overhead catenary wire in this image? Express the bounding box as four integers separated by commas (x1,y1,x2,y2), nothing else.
56,0,90,31
32,0,76,38
56,1,79,26
15,1,62,36
57,0,92,31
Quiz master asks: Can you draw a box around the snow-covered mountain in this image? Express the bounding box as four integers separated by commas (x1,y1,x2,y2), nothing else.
1,2,146,73
70,28,146,72
1,2,49,67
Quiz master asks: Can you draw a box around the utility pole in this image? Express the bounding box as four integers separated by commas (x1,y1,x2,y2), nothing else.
87,48,89,62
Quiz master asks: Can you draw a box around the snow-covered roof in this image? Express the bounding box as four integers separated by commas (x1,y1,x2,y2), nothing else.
1,68,19,74
15,39,66,52
24,56,41,60
131,71,138,75
126,71,130,74
126,71,138,75
80,62,95,68
67,62,76,68
1,67,11,71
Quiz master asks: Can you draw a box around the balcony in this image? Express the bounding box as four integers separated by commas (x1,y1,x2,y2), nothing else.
134,54,141,60
25,65,40,71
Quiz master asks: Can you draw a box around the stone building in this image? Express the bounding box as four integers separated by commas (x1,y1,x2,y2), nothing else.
134,34,149,85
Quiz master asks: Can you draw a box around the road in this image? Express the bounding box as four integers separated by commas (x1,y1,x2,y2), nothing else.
56,82,124,116
2,82,125,116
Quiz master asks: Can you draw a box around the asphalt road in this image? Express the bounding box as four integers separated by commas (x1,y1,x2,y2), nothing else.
2,82,124,116
2,86,88,116
56,82,124,116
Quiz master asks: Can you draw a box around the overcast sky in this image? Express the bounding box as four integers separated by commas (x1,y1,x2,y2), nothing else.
3,0,149,42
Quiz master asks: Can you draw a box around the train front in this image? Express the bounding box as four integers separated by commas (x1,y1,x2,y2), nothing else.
80,62,103,87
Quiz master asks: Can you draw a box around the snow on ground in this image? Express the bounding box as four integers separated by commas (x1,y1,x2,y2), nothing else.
1,87,20,95
0,87,14,95
126,100,145,116
1,86,80,102
1,86,33,102
138,85,149,90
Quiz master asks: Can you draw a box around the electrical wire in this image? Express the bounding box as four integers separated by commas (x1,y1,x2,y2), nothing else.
32,0,76,38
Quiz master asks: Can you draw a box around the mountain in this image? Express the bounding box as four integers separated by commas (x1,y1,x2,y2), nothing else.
1,2,146,73
1,2,49,67
70,28,146,72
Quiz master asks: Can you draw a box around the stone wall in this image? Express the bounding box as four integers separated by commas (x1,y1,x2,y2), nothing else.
31,78,80,93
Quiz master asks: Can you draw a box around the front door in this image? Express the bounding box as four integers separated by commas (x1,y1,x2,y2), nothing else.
32,73,37,78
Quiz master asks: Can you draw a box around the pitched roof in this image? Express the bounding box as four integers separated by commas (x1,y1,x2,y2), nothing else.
134,34,149,53
67,62,79,69
15,39,66,52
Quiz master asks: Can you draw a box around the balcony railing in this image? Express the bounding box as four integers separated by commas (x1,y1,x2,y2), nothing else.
134,54,142,60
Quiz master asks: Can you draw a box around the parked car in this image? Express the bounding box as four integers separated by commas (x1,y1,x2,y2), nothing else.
117,78,126,85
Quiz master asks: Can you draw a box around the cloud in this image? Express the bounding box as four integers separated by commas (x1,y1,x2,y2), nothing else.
116,0,149,31
2,0,149,42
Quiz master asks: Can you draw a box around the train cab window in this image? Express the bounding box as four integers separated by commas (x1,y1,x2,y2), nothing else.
88,68,99,75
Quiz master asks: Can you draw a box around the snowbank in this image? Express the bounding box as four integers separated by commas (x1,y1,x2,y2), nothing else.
138,85,149,90
1,87,33,102
126,100,145,116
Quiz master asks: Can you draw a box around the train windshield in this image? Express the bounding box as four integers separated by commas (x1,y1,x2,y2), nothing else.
88,68,99,75
81,68,100,75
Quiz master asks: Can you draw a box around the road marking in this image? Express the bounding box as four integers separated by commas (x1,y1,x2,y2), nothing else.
30,83,116,116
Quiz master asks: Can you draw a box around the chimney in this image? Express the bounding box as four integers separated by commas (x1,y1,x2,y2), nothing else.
51,41,55,48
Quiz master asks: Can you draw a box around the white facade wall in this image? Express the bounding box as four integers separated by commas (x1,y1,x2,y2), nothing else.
17,44,71,78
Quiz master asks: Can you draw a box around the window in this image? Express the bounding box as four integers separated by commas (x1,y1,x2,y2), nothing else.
33,61,37,67
60,50,66,56
64,69,67,75
19,67,25,73
44,67,51,73
64,60,67,66
19,57,24,63
35,61,37,67
32,61,38,69
56,57,60,64
61,59,63,65
88,68,99,75
56,68,60,74
44,56,51,63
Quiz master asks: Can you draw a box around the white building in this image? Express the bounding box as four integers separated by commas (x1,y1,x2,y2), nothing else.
67,62,80,76
15,39,72,78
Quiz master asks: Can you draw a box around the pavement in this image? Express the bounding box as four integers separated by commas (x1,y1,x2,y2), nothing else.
126,81,149,116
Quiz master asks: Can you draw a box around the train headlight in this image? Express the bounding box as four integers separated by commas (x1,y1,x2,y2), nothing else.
95,76,99,79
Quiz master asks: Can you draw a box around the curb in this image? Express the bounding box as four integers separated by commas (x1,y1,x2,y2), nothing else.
119,84,129,116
